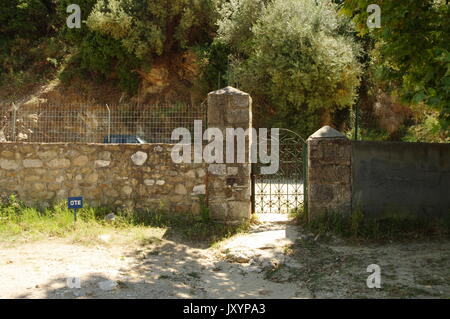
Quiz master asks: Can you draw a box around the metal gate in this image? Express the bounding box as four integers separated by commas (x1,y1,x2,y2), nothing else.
251,128,307,214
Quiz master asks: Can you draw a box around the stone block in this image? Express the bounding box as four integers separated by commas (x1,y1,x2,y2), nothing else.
208,164,227,175
0,159,19,170
73,155,89,167
48,158,70,169
95,160,110,168
307,127,352,219
23,159,43,168
174,184,187,195
131,151,148,166
192,184,206,195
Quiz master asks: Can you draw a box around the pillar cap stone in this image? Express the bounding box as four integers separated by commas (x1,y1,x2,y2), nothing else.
208,86,249,96
308,126,347,140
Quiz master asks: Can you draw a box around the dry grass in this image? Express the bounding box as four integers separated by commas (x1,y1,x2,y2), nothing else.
0,195,252,247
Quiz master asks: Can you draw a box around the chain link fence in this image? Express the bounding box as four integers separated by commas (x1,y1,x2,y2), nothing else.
0,102,207,144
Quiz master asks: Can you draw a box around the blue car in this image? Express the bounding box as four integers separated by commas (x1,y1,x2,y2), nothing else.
103,135,147,144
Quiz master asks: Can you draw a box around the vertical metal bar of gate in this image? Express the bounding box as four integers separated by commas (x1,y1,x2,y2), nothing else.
302,142,308,219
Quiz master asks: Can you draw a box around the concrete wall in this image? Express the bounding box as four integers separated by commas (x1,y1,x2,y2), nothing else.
352,141,450,218
307,126,450,220
0,142,207,213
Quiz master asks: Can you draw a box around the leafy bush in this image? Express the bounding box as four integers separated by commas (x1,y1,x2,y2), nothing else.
402,109,449,143
86,0,216,58
77,32,140,93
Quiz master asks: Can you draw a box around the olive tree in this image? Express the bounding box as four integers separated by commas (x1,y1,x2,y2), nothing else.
217,0,362,136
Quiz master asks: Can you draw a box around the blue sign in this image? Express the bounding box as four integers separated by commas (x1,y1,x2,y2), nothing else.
68,197,83,209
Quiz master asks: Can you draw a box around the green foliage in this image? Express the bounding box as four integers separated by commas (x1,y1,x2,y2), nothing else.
198,195,211,223
403,119,447,143
75,32,140,93
0,0,63,89
195,40,231,91
217,0,362,136
0,0,54,41
342,0,450,132
57,0,218,93
56,0,98,45
86,0,217,59
87,0,133,40
401,105,449,142
296,208,450,241
56,1,141,93
1,0,219,94
0,195,251,245
216,0,268,55
0,196,105,241
346,102,449,142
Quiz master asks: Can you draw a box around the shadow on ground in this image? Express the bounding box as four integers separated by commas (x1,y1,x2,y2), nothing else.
13,237,305,299
7,215,450,299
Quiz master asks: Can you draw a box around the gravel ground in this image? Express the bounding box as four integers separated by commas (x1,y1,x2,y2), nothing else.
0,215,448,299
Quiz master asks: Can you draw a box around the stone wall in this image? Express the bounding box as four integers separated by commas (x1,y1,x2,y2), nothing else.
0,142,207,213
206,87,253,221
0,86,254,221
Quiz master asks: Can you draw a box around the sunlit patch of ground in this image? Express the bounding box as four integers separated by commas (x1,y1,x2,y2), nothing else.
0,214,448,299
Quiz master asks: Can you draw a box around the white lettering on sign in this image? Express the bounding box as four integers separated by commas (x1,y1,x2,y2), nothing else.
70,200,82,206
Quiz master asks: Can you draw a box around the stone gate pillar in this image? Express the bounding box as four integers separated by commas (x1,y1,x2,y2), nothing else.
206,86,252,222
307,126,352,219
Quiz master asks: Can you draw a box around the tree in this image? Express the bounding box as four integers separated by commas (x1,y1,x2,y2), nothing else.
0,0,54,41
341,0,450,132
86,0,217,59
0,1,64,90
216,0,362,136
58,0,218,93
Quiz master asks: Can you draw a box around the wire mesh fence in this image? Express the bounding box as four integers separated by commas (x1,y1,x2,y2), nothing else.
0,102,207,144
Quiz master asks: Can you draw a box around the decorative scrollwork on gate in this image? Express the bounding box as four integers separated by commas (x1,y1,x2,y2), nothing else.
252,129,305,214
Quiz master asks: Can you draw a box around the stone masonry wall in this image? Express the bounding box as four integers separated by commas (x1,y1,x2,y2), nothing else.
0,86,254,221
206,87,253,221
307,127,352,219
0,142,207,213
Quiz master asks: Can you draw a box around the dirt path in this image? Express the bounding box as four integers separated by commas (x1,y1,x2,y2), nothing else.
0,215,449,299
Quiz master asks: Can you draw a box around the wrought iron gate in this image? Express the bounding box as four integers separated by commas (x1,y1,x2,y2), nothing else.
251,128,307,214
